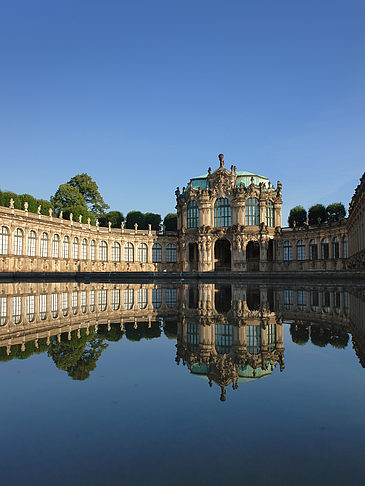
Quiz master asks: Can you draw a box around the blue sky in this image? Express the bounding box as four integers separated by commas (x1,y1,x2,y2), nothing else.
0,0,364,224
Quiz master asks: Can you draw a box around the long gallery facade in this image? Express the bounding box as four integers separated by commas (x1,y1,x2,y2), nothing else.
0,154,364,273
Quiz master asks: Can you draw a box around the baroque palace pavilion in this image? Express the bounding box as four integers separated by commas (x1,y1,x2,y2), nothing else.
0,154,364,273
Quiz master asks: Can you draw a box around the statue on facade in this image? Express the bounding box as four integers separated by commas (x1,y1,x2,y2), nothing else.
79,214,82,223
9,198,14,209
24,201,28,211
218,153,224,168
37,205,41,214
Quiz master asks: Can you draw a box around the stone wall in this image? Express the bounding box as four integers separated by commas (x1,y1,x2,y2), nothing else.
347,173,365,269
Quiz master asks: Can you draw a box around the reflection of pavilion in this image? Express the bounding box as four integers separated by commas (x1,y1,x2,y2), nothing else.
176,284,285,401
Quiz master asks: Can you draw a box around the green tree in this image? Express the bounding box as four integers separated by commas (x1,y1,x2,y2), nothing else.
310,327,331,347
290,324,309,345
68,173,109,216
126,211,145,229
62,205,95,225
288,206,307,228
326,202,346,222
2,191,21,209
51,183,87,214
144,212,162,230
164,213,177,231
308,204,327,225
99,211,124,228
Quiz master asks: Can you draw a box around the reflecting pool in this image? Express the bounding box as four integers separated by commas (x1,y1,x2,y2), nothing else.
0,281,364,485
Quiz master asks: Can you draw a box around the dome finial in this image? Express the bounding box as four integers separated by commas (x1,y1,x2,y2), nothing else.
218,153,224,168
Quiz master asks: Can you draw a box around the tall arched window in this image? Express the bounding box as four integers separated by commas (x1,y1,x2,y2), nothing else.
138,243,148,263
63,236,69,259
90,240,96,261
296,240,305,260
266,201,274,227
321,238,329,260
138,288,147,309
309,240,318,260
28,231,36,257
124,288,134,310
152,243,162,262
82,239,87,260
73,237,79,260
0,226,9,255
125,242,134,262
99,241,108,261
40,232,48,257
112,242,121,262
343,236,348,258
214,198,231,227
187,201,199,228
14,228,23,255
166,244,176,262
245,198,259,226
52,234,60,258
283,241,292,261
332,237,339,259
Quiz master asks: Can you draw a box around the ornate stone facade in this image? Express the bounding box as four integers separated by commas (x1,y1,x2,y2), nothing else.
347,172,365,269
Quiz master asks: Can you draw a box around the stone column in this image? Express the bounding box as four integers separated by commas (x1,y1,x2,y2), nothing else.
259,201,266,225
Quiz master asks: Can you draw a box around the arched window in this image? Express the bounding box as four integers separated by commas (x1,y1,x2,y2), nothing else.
296,240,306,261
72,291,78,314
266,201,274,227
62,292,68,317
63,236,69,259
26,295,35,322
152,243,162,262
40,232,48,257
215,324,232,354
28,231,36,257
309,240,318,260
73,237,79,260
99,241,108,261
52,234,60,258
283,241,292,261
245,198,259,226
138,243,148,263
321,238,329,260
112,242,121,262
247,325,262,354
13,296,22,324
187,200,199,228
0,296,7,326
343,236,348,258
111,289,120,310
90,240,96,261
14,228,23,255
98,289,107,311
80,290,87,313
39,294,46,320
125,242,134,262
332,237,339,259
152,288,162,309
166,244,176,263
82,239,87,260
214,198,231,227
0,226,9,255
138,288,147,309
51,293,58,318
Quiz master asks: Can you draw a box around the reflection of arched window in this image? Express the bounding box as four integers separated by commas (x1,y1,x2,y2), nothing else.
14,228,23,255
296,240,305,260
73,237,79,260
111,289,120,310
247,326,261,354
26,295,35,322
332,237,339,259
112,242,121,262
125,242,134,262
99,241,108,261
166,244,176,263
124,289,134,310
28,231,36,257
13,296,22,324
321,238,329,260
343,236,348,258
283,241,292,261
152,243,162,262
152,288,162,309
309,240,317,260
214,198,231,227
0,296,7,326
0,226,9,255
215,324,232,354
138,288,147,309
266,201,274,227
98,290,107,311
52,234,60,258
138,243,148,263
245,198,259,226
187,200,199,228
40,232,48,257
63,236,69,259
90,240,95,261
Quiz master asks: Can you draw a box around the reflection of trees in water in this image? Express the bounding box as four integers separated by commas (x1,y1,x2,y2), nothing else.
164,320,177,339
290,324,349,349
124,322,162,341
48,328,108,380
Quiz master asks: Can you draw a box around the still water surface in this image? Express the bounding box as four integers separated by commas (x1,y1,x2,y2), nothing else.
0,281,364,485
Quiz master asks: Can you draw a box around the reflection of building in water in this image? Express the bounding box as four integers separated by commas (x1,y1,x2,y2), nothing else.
0,283,178,368
176,284,285,401
348,290,365,367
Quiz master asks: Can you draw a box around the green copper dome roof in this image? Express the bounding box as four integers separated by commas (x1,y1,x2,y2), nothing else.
189,170,270,190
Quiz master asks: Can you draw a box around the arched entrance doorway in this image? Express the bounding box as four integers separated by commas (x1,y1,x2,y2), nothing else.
214,239,231,272
246,241,260,271
189,243,199,271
